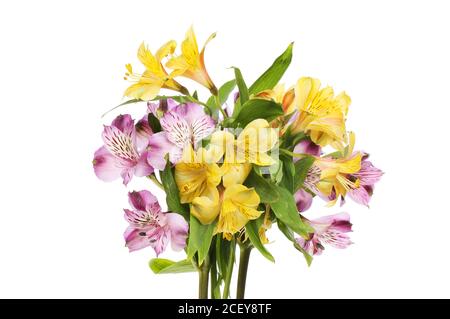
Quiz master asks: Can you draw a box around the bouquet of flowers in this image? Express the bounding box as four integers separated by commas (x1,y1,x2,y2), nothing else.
92,27,382,299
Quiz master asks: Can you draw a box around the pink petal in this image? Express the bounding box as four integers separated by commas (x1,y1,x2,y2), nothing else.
135,115,153,152
134,151,154,177
124,227,151,252
111,114,134,136
128,190,159,212
102,125,139,162
160,111,191,148
294,188,313,212
355,160,383,186
173,103,206,126
147,132,182,169
146,227,169,256
120,169,134,186
166,213,189,251
348,186,371,207
191,115,216,146
293,140,321,160
92,146,123,182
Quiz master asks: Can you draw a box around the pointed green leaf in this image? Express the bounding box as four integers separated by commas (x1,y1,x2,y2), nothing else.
245,219,275,262
147,113,161,133
160,162,189,219
293,156,315,192
233,99,284,127
271,186,313,238
149,258,196,274
248,43,293,94
279,154,295,192
244,169,279,203
187,215,216,265
277,221,313,266
101,99,142,117
232,67,249,115
206,80,236,117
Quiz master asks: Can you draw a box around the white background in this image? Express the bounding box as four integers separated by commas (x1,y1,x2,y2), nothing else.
0,0,449,298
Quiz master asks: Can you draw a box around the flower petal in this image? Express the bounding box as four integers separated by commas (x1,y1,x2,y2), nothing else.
92,146,123,182
166,213,189,251
128,190,160,212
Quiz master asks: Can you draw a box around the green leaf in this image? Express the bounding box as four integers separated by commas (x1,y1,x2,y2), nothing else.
271,186,313,238
149,258,196,274
248,43,294,94
233,99,284,127
147,113,161,133
294,241,313,267
232,67,249,115
160,162,189,219
277,221,313,266
244,169,280,203
245,218,275,262
269,159,283,184
101,99,142,117
187,215,216,265
206,80,236,118
293,157,315,192
279,154,295,192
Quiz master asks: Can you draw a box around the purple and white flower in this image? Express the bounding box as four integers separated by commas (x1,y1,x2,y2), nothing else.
347,154,383,207
148,102,215,166
93,114,154,185
296,212,352,256
124,190,188,255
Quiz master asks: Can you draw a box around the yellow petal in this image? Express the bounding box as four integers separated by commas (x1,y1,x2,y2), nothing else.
224,184,260,209
124,82,161,101
191,186,220,224
137,42,159,72
222,163,252,188
295,77,321,112
155,40,177,62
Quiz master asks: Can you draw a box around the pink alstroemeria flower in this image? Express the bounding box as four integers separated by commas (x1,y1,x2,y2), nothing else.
347,154,383,207
148,102,215,166
293,139,322,212
93,114,154,185
296,212,352,256
124,190,188,255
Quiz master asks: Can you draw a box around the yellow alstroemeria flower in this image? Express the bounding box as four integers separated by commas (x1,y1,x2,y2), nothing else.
314,133,362,206
166,27,217,94
191,183,262,239
124,41,187,101
174,145,223,204
257,84,296,115
210,119,279,166
291,77,351,151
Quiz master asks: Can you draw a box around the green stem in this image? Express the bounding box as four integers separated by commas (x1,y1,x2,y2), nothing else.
236,245,252,299
222,239,236,299
198,255,210,299
147,174,164,190
215,94,228,119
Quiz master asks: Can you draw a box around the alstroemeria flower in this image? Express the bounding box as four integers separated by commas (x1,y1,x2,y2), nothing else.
296,212,352,256
166,27,217,94
210,119,279,166
291,77,351,151
124,41,187,101
190,183,262,239
148,102,216,167
124,190,188,255
93,114,154,185
347,154,383,206
175,145,223,205
312,133,362,206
